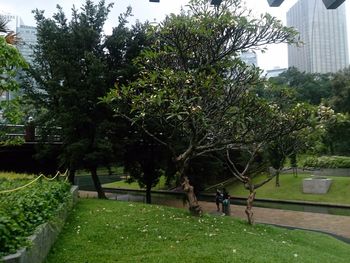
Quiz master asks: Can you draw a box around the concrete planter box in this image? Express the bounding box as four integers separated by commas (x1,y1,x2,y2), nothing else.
2,185,78,263
303,177,332,194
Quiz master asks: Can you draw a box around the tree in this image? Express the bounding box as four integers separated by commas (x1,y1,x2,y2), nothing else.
0,33,27,97
105,0,299,215
26,1,117,197
269,67,332,105
123,131,167,204
0,17,28,144
226,102,314,224
25,1,154,197
330,66,350,114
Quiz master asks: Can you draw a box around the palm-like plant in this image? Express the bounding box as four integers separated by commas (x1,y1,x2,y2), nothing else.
0,15,8,33
0,15,19,44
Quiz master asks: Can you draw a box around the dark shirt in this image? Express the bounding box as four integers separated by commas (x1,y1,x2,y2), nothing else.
223,191,229,200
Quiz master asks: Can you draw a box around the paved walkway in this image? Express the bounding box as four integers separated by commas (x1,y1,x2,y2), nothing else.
79,190,350,241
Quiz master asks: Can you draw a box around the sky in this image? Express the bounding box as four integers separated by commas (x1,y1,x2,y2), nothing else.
1,0,350,70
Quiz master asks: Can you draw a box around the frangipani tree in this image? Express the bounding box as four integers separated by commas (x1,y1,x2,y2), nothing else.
106,0,300,215
226,102,314,224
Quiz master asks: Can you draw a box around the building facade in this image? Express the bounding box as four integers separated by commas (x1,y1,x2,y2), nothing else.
240,51,258,67
287,0,349,73
16,25,37,65
265,67,287,78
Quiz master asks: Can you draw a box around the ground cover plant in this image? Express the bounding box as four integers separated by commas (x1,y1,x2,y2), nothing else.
0,173,71,257
46,199,350,263
226,173,350,205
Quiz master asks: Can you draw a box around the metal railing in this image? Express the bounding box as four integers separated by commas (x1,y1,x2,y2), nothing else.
0,124,62,143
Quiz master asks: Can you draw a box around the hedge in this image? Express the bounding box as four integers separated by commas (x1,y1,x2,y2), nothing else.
302,156,350,168
0,176,71,257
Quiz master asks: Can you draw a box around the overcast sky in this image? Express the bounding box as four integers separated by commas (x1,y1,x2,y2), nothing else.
1,0,350,70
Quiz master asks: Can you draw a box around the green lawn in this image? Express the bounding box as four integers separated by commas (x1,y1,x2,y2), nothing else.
76,166,124,176
0,172,34,180
226,173,350,205
103,175,167,190
46,199,350,263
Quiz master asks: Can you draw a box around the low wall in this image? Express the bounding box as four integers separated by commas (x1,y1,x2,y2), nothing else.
2,185,78,263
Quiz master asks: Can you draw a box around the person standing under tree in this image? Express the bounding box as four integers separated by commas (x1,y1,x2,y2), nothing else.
222,188,231,216
215,189,222,212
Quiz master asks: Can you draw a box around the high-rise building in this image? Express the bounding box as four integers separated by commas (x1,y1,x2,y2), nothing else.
16,25,37,65
287,0,349,73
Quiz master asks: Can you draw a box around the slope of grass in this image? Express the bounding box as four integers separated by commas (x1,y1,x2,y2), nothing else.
0,172,34,180
76,166,124,177
102,175,167,190
46,199,350,263
225,173,350,205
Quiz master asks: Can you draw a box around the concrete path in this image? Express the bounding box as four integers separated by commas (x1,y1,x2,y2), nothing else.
78,190,350,240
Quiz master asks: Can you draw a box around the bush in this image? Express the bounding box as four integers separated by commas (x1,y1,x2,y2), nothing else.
302,156,350,168
0,176,71,257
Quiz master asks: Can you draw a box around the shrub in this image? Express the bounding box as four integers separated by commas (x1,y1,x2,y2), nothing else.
0,176,70,257
302,156,350,168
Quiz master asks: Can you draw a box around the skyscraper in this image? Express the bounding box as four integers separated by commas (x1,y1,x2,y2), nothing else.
16,25,37,65
287,0,349,73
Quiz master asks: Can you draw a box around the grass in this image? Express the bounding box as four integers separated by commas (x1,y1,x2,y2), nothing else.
0,172,34,180
46,199,350,263
225,173,350,205
103,175,167,190
76,166,124,177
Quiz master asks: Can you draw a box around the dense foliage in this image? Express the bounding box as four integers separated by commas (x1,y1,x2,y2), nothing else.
0,22,28,144
269,67,350,155
24,1,153,198
302,156,350,169
0,177,70,257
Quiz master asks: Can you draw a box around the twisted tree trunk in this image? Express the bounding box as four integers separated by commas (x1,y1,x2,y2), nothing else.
182,176,202,216
176,147,202,216
245,188,256,225
244,179,256,225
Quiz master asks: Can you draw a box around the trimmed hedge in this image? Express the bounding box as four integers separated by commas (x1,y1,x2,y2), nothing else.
302,156,350,168
0,177,71,257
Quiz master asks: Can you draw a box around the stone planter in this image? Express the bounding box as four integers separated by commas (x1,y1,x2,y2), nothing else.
2,185,78,263
303,177,332,194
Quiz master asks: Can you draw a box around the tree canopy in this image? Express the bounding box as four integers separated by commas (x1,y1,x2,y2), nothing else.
105,0,301,214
